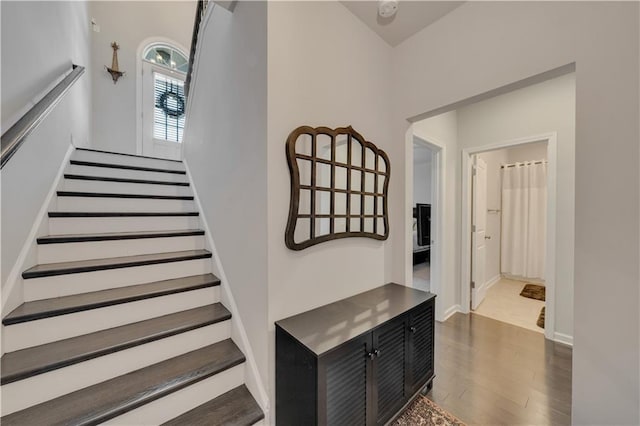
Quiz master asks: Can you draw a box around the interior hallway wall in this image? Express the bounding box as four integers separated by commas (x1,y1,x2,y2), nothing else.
1,0,92,298
413,144,433,205
267,1,394,422
392,2,638,422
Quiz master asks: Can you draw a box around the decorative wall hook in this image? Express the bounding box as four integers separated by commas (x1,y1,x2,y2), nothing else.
105,42,125,83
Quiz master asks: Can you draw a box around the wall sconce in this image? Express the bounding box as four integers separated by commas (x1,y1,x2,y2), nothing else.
105,42,125,83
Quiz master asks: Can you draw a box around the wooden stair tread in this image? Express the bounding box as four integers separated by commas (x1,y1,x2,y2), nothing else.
70,159,187,174
1,340,244,426
49,211,199,218
162,385,264,426
56,191,193,200
75,147,184,163
1,304,231,384
22,249,211,279
37,229,205,244
3,274,220,325
64,174,190,186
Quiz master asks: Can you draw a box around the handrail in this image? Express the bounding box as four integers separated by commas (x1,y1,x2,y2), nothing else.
185,0,210,99
1,64,85,169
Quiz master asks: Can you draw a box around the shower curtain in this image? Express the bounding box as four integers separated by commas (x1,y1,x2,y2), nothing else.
501,161,547,280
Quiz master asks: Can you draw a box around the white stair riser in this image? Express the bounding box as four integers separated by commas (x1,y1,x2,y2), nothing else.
71,150,185,172
61,179,193,197
56,197,196,213
4,286,220,352
66,164,189,183
0,322,231,415
48,215,200,234
103,364,245,425
24,258,212,300
38,235,205,263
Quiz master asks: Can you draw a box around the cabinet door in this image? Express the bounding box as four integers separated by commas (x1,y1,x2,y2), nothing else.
407,300,435,395
319,334,371,426
372,315,409,425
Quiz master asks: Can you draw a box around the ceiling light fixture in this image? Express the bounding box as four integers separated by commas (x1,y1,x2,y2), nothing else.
378,0,398,18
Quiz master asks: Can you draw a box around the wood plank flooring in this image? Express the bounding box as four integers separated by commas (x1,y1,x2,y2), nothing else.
427,313,572,425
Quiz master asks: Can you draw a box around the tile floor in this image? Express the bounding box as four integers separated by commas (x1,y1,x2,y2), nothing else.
413,261,430,292
472,278,545,333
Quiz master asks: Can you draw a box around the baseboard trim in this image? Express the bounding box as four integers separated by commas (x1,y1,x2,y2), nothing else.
553,332,573,346
442,304,461,322
182,159,270,418
486,274,501,290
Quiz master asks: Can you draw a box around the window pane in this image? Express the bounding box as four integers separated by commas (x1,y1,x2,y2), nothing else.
153,73,185,143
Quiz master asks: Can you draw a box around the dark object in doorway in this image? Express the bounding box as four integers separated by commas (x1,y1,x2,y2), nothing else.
520,284,545,301
392,395,466,426
537,307,545,329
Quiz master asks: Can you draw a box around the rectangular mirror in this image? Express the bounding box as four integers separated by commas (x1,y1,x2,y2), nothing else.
335,166,347,190
316,190,331,215
316,162,331,188
315,218,331,236
335,192,347,215
350,194,361,215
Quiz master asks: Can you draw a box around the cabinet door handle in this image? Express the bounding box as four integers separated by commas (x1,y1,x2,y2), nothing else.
367,351,375,360
373,349,381,357
409,326,417,333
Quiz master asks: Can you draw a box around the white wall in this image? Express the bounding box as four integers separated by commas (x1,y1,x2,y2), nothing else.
182,0,268,399
1,1,92,290
392,3,638,423
89,1,194,154
267,1,393,421
413,144,432,205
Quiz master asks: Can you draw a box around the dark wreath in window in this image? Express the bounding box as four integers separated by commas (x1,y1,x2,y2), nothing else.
156,91,185,118
285,125,390,250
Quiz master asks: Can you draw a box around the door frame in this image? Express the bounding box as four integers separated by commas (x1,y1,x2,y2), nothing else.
460,132,557,340
405,126,445,322
135,37,189,156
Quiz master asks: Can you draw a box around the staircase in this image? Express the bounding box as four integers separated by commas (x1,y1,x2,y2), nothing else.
1,148,264,425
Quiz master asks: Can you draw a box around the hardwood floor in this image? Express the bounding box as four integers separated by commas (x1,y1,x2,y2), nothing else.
427,312,572,425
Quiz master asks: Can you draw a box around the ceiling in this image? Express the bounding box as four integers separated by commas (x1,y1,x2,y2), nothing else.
341,1,464,47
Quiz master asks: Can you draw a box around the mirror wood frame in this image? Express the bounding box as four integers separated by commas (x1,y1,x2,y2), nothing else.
285,125,391,250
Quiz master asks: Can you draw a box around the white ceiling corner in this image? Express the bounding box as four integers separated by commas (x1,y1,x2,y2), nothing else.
340,1,465,47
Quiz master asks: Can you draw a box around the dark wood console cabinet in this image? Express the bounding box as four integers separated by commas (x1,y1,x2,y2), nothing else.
276,283,436,425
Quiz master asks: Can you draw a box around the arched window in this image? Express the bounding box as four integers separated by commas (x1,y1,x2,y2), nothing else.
143,44,189,73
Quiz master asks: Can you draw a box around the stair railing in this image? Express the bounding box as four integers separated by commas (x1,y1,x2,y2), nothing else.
0,64,85,169
184,0,210,99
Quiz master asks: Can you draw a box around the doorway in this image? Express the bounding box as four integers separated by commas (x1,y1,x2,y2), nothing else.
462,135,557,337
407,134,444,320
138,42,188,160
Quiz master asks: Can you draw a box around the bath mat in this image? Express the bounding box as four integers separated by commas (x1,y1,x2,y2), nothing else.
392,395,466,426
520,283,545,301
537,306,545,329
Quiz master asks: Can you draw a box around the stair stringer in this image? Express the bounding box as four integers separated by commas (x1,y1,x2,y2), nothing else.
1,143,74,356
182,159,270,421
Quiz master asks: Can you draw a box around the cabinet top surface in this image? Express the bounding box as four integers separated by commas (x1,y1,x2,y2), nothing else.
275,283,435,356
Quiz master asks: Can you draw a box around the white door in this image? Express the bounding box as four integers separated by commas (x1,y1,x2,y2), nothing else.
141,61,185,160
471,156,488,310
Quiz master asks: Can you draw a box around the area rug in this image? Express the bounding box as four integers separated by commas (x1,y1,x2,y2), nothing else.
520,283,546,301
392,395,466,426
537,306,545,329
